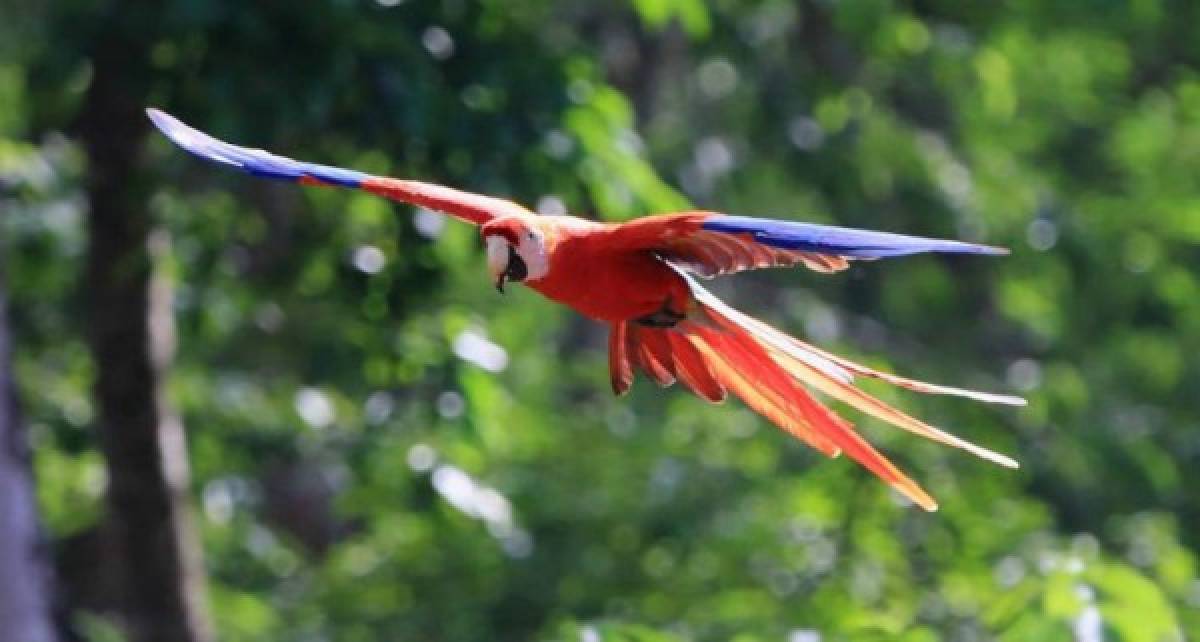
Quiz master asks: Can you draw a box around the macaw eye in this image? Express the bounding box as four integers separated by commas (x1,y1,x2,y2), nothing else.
505,245,528,282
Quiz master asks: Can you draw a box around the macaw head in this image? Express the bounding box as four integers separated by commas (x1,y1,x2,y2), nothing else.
481,217,549,293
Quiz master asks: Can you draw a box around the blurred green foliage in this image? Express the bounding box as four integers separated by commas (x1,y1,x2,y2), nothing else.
2,0,1199,640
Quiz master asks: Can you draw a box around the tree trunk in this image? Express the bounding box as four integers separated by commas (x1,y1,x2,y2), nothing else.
0,260,58,642
78,24,214,642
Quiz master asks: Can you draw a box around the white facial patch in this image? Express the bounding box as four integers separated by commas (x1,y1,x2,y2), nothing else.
515,229,550,281
485,235,510,279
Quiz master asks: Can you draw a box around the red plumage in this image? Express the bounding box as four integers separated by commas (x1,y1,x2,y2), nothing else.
148,108,1024,511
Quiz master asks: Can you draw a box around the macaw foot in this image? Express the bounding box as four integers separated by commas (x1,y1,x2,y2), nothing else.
632,300,687,328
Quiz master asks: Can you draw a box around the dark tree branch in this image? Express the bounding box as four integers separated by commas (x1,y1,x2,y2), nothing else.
78,18,213,642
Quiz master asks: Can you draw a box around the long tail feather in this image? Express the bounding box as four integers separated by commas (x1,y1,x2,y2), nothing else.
622,319,939,509
703,309,1018,469
768,331,1026,406
683,327,843,458
692,281,1024,407
684,320,939,510
688,282,1020,464
607,266,1022,511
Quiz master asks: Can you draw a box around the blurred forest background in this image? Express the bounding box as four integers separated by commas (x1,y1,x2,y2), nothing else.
1,1,1198,641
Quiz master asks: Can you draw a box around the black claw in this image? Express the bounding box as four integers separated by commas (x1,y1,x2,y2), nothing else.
633,299,686,328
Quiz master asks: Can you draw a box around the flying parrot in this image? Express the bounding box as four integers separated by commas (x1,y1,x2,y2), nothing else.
146,108,1023,511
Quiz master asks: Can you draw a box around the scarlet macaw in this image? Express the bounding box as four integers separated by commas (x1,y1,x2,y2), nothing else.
147,108,1023,511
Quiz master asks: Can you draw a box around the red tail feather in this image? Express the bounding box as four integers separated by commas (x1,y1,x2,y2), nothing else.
607,268,1019,511
687,321,938,510
664,330,727,403
609,322,634,396
633,328,677,387
683,328,843,458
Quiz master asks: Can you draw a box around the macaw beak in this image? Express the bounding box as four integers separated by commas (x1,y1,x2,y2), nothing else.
485,235,528,295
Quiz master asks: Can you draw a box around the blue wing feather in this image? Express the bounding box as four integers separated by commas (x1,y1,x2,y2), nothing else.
145,108,368,188
148,108,1008,259
701,215,1007,258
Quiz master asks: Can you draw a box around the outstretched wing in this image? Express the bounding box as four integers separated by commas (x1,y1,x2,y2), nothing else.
145,108,532,225
608,211,1008,278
